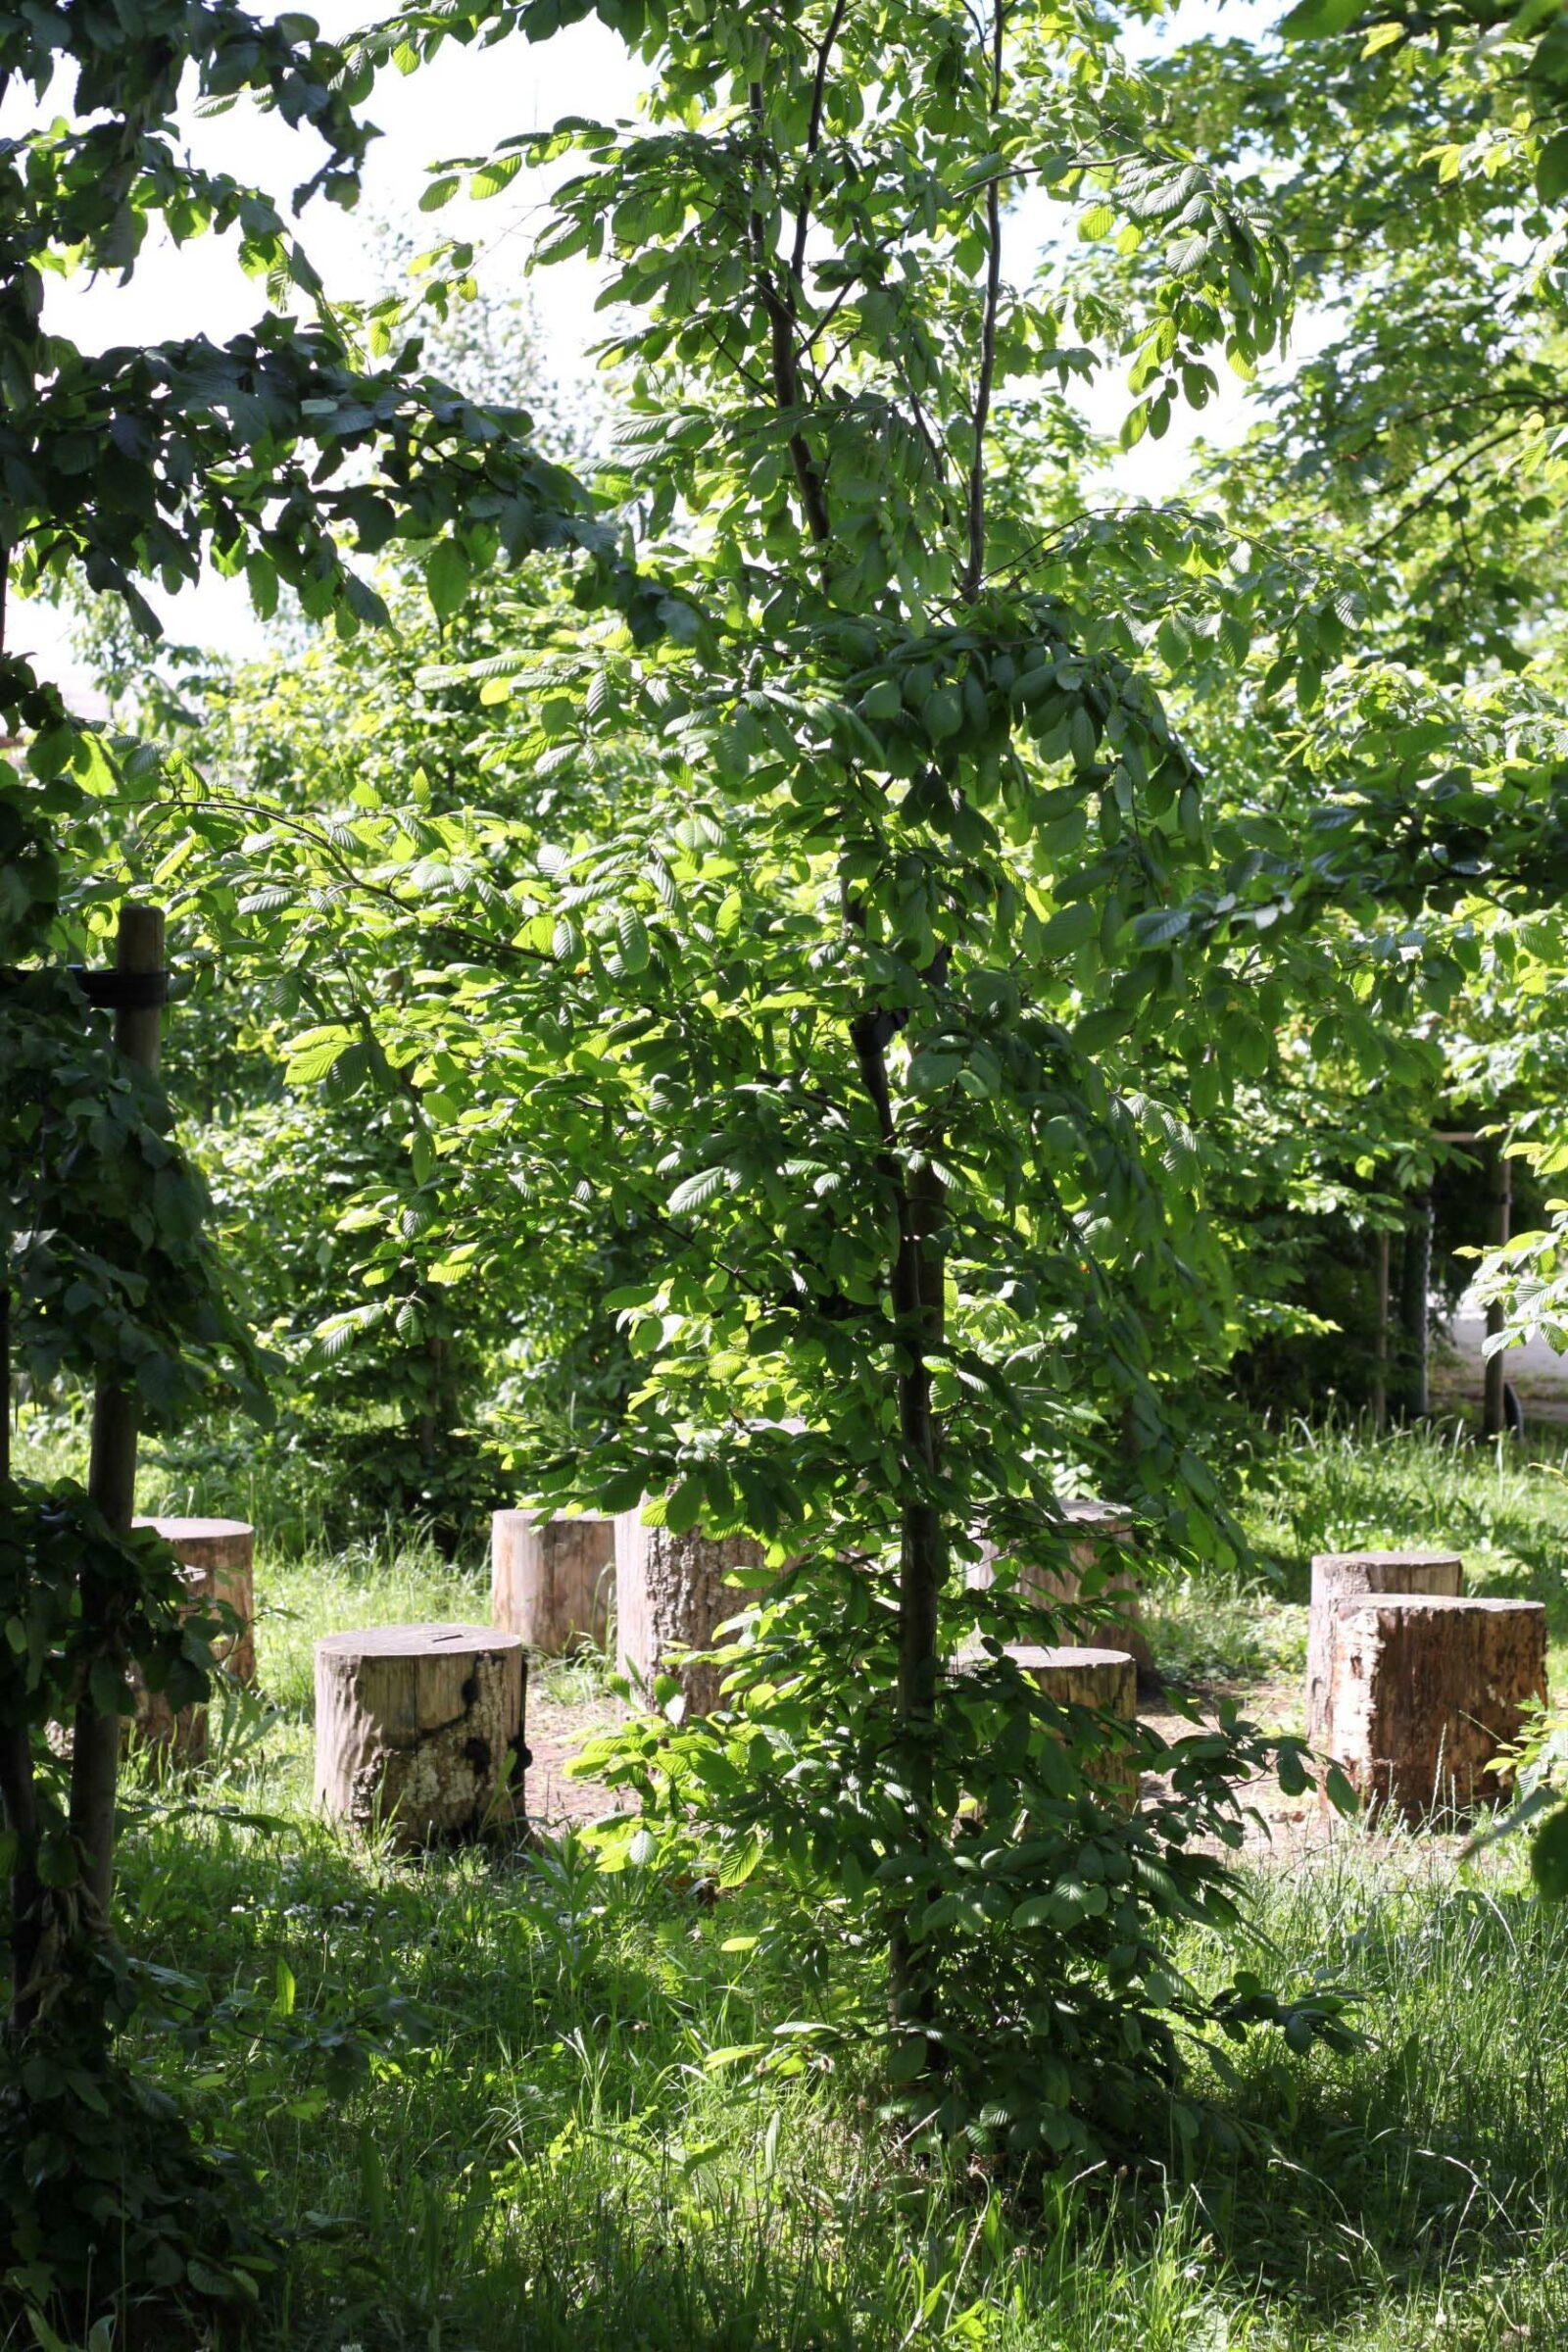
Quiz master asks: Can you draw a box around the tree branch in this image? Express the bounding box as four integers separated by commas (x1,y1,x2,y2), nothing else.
960,0,1005,604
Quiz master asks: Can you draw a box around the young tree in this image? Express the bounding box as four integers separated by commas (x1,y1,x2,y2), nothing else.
227,0,1361,2147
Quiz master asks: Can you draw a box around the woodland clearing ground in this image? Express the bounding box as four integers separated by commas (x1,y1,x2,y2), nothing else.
8,1417,1568,2348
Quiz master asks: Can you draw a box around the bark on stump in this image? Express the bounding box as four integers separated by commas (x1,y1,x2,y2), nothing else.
491,1510,613,1655
614,1508,763,1716
128,1515,257,1758
314,1624,527,1850
1315,1594,1545,1823
968,1499,1155,1684
1305,1549,1463,1746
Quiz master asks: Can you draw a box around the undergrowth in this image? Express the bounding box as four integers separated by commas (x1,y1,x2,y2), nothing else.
7,1416,1568,2347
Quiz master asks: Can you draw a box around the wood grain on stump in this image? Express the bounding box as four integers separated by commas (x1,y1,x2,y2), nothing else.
1315,1594,1545,1823
491,1509,613,1654
614,1509,762,1715
1305,1549,1463,1746
967,1499,1154,1681
314,1624,527,1850
129,1515,256,1756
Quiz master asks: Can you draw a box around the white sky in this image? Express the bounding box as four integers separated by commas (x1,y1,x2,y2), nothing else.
12,0,1281,708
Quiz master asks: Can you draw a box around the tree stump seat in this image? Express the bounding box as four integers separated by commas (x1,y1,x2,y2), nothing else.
1305,1548,1463,1740
128,1515,257,1756
967,1498,1155,1683
1311,1593,1545,1823
314,1624,527,1850
956,1642,1139,1807
491,1508,613,1654
614,1508,763,1716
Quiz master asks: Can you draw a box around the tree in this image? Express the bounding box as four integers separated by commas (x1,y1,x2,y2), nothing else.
187,0,1367,2150
0,4,617,2324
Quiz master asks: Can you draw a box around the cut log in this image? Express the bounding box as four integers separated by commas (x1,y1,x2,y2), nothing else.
314,1624,527,1850
956,1642,1139,1807
1315,1594,1545,1823
614,1509,763,1715
967,1498,1155,1683
1305,1548,1463,1745
1006,1642,1137,1720
491,1509,613,1654
128,1515,257,1756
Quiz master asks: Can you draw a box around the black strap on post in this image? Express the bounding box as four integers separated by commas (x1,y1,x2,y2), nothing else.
69,965,170,1012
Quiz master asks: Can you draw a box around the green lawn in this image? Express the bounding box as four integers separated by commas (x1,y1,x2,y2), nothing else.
12,1416,1568,2349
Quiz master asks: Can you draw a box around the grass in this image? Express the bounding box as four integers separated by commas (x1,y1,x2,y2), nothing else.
10,1415,1568,2347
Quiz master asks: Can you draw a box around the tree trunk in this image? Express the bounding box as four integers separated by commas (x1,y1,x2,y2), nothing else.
0,1280,48,2035
958,1642,1139,1810
1372,1226,1390,1433
314,1623,526,1849
1482,1142,1512,1440
70,904,165,1926
849,1004,947,2049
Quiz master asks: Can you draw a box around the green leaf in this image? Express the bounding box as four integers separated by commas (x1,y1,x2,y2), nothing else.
617,906,650,973
1537,129,1568,207
1532,1804,1568,1901
426,538,473,621
1280,0,1367,33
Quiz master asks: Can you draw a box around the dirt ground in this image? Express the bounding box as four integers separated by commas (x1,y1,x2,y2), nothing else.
525,1669,1386,1864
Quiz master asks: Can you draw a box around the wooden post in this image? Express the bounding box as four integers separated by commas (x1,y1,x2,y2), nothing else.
1483,1142,1513,1440
314,1624,526,1850
71,904,165,1922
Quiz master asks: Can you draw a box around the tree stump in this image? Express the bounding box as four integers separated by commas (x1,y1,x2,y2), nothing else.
1314,1594,1545,1822
314,1624,527,1850
1305,1548,1463,1745
491,1509,613,1654
967,1498,1155,1683
128,1515,257,1757
614,1508,763,1715
956,1642,1139,1808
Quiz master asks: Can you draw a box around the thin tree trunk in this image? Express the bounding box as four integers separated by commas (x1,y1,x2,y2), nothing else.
1372,1226,1390,1433
1483,1140,1512,1440
0,539,48,2032
0,1280,48,2034
69,905,165,1925
850,1005,947,2044
1397,1187,1432,1420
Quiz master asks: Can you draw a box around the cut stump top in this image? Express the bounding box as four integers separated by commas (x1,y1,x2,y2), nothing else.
1328,1594,1544,1618
1059,1499,1132,1533
1311,1548,1462,1572
134,1516,253,1544
316,1624,524,1660
1006,1643,1137,1673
